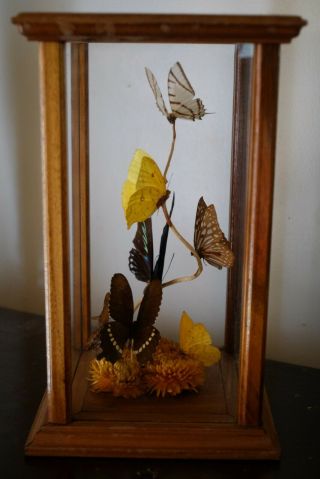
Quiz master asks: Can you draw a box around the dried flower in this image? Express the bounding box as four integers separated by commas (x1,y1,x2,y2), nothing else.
153,337,181,360
88,348,145,399
89,358,114,393
144,354,205,398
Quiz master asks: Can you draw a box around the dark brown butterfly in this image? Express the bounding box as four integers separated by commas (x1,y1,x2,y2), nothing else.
129,195,175,283
194,197,234,269
98,274,162,364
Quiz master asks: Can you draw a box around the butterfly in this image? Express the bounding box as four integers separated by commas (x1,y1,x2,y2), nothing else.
194,197,234,269
122,149,169,229
98,274,162,364
179,311,221,367
86,292,110,352
129,195,175,283
145,62,206,123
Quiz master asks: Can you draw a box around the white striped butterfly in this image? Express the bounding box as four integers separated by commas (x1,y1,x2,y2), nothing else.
98,274,162,364
145,62,206,123
194,197,234,269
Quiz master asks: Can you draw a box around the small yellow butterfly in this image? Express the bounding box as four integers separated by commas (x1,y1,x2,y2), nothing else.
179,311,221,367
122,149,169,229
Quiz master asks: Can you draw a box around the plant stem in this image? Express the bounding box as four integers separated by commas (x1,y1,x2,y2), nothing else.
133,120,202,312
133,204,203,312
163,120,176,181
161,203,203,288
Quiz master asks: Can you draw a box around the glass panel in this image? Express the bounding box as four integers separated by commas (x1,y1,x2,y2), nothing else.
89,44,234,345
75,43,255,423
226,44,254,358
66,44,87,372
65,43,81,375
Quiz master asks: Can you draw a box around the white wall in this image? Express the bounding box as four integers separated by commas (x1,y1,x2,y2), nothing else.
1,0,319,368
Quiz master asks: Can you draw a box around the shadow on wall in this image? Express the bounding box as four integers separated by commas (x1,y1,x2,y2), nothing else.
0,1,44,314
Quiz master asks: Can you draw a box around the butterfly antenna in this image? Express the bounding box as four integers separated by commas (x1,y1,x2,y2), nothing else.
162,253,175,281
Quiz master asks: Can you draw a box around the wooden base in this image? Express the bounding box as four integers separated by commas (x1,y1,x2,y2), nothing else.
25,352,280,459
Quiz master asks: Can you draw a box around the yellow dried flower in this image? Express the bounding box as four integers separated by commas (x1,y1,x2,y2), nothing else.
112,349,144,398
88,349,145,399
89,358,115,393
144,355,205,398
153,337,181,361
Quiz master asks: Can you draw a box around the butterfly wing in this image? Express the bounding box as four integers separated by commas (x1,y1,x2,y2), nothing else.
194,198,234,269
153,193,175,281
86,292,110,352
109,273,133,328
133,279,162,362
133,327,160,364
98,321,129,363
145,67,169,119
122,150,168,229
179,311,221,367
136,279,162,330
97,274,133,362
129,218,154,282
200,205,234,269
168,62,206,121
99,291,110,325
194,196,207,250
124,186,168,229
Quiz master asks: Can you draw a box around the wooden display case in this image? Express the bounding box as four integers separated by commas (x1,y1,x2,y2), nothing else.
12,13,306,459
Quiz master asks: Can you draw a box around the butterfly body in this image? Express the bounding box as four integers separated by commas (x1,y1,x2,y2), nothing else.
98,274,162,364
145,62,206,123
122,149,169,229
194,197,234,269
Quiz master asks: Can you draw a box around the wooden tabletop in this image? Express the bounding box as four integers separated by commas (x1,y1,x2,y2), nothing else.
0,307,319,478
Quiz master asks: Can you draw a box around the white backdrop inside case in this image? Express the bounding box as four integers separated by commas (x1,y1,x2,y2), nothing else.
89,44,235,345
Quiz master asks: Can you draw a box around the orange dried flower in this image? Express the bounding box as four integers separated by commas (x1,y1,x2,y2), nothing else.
89,337,213,399
153,337,181,360
88,349,145,399
89,358,115,393
144,355,205,398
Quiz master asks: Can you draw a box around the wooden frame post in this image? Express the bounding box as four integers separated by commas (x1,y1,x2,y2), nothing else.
238,44,280,426
40,42,71,424
71,43,91,353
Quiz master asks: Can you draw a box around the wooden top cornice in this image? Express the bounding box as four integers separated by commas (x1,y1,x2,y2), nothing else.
12,13,306,44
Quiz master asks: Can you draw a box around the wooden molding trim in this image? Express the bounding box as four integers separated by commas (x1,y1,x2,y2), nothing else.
25,390,280,459
40,42,71,424
238,44,280,426
12,13,306,43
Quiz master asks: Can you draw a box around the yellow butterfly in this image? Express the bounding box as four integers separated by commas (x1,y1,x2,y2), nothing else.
122,149,169,229
179,311,221,367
